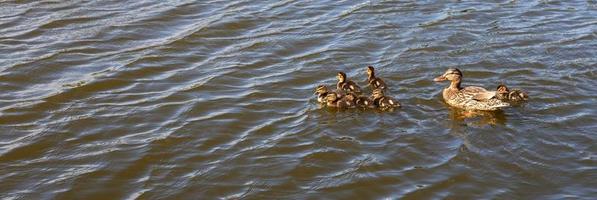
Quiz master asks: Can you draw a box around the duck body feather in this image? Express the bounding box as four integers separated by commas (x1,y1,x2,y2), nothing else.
316,90,344,103
442,86,509,111
496,84,529,102
355,96,374,108
508,90,529,101
435,68,510,111
370,89,400,110
337,80,361,93
373,96,400,110
368,77,387,91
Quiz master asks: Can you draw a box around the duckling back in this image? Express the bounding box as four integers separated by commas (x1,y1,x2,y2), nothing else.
371,89,400,110
495,84,528,102
374,96,400,110
355,96,374,108
336,99,355,109
369,78,387,91
509,90,529,101
337,81,362,93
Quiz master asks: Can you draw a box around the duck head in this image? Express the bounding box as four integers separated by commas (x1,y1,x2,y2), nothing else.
337,72,347,82
496,84,509,100
366,66,375,78
434,68,462,89
314,85,328,95
496,84,509,94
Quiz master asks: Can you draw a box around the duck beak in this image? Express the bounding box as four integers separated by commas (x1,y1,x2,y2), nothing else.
433,75,446,82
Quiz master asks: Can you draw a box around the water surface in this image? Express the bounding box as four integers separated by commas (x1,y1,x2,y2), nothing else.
1,0,596,199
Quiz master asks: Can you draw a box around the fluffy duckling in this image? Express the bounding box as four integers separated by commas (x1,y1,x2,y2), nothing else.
346,92,374,108
433,68,509,111
337,72,362,93
366,66,387,91
496,84,509,100
371,89,400,110
326,93,355,109
496,84,529,102
509,90,529,102
314,85,344,103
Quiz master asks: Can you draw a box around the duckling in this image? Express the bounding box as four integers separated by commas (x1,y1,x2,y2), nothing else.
346,92,374,108
326,93,355,109
337,72,362,93
314,85,344,103
496,84,528,102
433,68,509,111
509,89,529,101
371,89,400,110
366,66,387,91
496,84,509,101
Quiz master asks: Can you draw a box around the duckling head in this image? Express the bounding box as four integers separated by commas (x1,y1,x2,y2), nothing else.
314,85,328,95
434,68,462,82
366,66,375,77
496,84,509,94
337,72,347,82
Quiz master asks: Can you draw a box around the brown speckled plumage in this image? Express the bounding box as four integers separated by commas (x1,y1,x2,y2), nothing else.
314,85,344,104
326,93,355,109
346,92,374,108
366,66,387,91
434,68,509,111
337,72,362,93
371,89,400,110
497,84,529,102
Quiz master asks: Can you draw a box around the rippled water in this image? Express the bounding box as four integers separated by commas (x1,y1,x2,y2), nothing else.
1,0,596,199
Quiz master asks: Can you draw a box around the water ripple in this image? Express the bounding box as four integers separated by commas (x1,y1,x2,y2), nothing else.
1,0,596,199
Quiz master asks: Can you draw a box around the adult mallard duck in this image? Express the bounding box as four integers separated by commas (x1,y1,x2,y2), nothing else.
371,89,400,110
433,68,509,111
337,72,362,93
497,84,529,102
366,66,387,91
314,85,344,103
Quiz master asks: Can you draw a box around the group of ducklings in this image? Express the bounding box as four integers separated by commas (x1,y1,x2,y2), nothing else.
315,67,528,112
314,66,400,111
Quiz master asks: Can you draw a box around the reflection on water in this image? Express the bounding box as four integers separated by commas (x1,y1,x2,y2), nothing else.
448,107,508,127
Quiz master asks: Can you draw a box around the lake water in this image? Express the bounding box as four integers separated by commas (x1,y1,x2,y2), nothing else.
1,0,596,199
